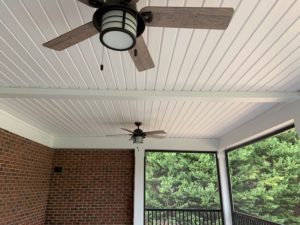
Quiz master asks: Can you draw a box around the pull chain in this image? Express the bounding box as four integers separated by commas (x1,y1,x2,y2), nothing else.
100,45,104,71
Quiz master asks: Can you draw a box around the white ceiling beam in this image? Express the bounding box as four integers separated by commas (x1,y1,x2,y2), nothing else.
0,88,299,103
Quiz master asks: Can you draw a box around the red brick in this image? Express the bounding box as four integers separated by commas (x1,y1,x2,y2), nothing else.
0,128,54,225
0,128,134,225
45,149,134,225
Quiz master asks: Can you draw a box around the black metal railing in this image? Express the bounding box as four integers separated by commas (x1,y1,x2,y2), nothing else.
232,211,283,225
145,208,223,225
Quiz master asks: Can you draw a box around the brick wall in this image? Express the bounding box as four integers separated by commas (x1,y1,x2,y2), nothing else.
0,128,54,225
45,150,134,225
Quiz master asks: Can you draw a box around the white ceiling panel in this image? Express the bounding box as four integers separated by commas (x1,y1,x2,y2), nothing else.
0,0,299,91
0,0,299,139
0,98,275,138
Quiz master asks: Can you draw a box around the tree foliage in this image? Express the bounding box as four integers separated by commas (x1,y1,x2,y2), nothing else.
228,129,300,225
145,152,221,209
145,129,300,225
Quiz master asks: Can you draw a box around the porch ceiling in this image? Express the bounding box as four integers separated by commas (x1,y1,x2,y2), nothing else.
0,0,300,142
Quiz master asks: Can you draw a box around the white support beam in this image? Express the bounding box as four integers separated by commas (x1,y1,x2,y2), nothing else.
52,136,219,151
220,99,300,149
134,147,145,225
218,152,233,225
0,87,299,103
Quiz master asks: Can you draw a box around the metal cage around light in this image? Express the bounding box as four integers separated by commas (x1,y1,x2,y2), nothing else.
93,4,145,51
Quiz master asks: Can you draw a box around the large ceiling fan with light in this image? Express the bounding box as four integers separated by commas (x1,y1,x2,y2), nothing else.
43,0,234,71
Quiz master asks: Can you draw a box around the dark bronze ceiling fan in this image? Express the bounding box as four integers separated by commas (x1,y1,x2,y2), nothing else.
43,0,234,71
107,122,166,143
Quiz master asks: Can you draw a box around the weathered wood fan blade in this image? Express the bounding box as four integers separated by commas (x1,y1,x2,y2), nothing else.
144,130,166,135
147,134,166,139
129,36,155,72
43,22,98,51
121,128,134,133
140,7,234,30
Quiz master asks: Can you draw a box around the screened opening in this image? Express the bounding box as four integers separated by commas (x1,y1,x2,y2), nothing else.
227,127,300,225
144,151,223,225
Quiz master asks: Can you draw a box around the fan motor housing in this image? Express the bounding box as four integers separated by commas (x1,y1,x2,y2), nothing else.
93,1,146,45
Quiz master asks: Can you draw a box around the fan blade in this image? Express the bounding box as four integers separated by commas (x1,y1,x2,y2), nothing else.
141,7,234,30
129,36,155,72
43,22,98,51
147,134,166,139
144,130,166,135
121,128,134,133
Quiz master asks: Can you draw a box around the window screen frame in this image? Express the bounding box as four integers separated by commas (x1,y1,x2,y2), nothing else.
225,124,296,212
144,150,224,218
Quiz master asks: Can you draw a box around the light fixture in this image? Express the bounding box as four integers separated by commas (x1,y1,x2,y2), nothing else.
133,135,143,144
93,2,145,51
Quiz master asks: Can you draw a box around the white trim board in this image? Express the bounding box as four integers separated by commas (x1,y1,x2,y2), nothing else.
0,109,53,147
219,99,300,150
0,88,299,103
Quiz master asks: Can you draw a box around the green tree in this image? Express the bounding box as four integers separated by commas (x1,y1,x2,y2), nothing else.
228,129,300,225
145,152,221,209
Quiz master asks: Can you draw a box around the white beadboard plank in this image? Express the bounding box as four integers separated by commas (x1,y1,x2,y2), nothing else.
148,0,184,91
38,0,90,88
0,1,62,88
205,0,278,91
243,37,300,91
0,99,65,135
231,18,300,90
214,0,300,91
0,57,30,87
257,60,300,92
11,1,74,88
161,29,195,90
0,97,279,138
203,103,276,137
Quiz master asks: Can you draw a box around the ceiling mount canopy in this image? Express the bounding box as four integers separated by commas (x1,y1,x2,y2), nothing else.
93,0,145,51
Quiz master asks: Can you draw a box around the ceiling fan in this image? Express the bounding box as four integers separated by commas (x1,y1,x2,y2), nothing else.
43,0,234,71
107,122,166,143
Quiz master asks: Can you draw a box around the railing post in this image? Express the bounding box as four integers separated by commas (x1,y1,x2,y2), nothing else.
134,146,145,225
217,151,233,225
294,116,300,137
